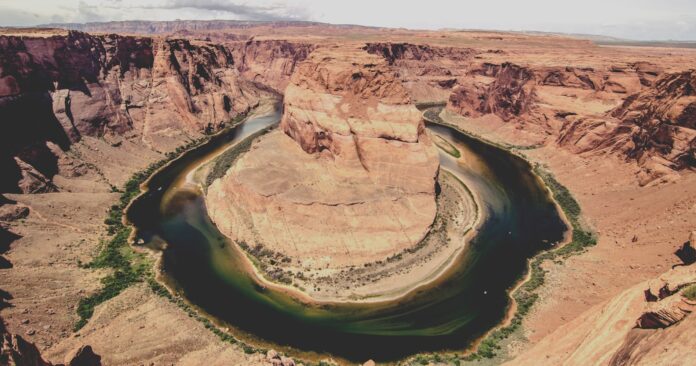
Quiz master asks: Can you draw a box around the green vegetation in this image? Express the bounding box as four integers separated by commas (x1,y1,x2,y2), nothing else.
433,134,462,158
74,155,187,330
683,284,696,301
204,126,273,189
461,166,597,360
74,112,249,331
73,109,331,366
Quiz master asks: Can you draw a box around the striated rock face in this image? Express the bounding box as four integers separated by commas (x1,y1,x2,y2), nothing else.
0,31,263,193
207,45,439,268
364,42,476,103
508,260,696,366
556,70,695,185
611,70,696,170
363,42,474,65
441,56,692,185
230,39,314,92
279,47,426,155
448,62,536,121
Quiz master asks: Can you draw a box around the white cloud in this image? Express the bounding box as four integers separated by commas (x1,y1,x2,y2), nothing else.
0,0,694,41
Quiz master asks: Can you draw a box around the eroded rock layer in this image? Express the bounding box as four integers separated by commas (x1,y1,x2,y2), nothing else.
0,31,266,193
207,46,439,268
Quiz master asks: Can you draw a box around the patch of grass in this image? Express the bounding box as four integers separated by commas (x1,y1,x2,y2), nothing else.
204,126,273,189
683,284,696,300
433,134,462,158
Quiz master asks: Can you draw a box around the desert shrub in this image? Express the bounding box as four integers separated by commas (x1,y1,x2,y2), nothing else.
683,284,696,300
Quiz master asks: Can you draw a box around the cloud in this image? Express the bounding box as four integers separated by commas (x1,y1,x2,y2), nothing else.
0,8,41,26
76,1,105,23
140,0,310,21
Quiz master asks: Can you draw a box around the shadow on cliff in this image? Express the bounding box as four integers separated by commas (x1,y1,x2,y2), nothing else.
0,92,70,193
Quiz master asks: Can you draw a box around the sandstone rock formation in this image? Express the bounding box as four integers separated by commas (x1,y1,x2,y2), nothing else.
439,55,694,185
0,31,265,193
448,62,536,121
363,42,476,103
230,39,314,92
207,45,439,268
611,70,696,169
508,234,696,366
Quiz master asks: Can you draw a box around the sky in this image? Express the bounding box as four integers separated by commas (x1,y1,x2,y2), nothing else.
1,0,695,41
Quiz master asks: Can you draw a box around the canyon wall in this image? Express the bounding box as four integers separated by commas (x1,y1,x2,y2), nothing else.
0,31,266,193
437,57,694,185
207,45,440,268
557,70,696,185
229,39,315,92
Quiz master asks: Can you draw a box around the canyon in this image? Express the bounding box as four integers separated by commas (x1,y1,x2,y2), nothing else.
0,20,695,366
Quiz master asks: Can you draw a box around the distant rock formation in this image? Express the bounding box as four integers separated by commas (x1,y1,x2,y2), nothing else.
557,70,695,185
448,62,536,121
612,70,696,169
230,39,315,92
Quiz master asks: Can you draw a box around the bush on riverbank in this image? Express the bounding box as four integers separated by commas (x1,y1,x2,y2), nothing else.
683,284,696,300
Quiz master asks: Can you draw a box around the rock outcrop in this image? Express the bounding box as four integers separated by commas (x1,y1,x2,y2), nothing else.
556,70,695,185
207,45,439,269
0,31,264,193
508,233,696,366
363,42,476,103
441,56,693,185
612,70,696,169
230,39,314,92
448,62,536,121
1,316,101,366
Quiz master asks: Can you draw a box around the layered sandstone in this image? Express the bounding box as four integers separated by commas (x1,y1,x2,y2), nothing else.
0,30,265,193
557,70,696,185
207,45,439,269
441,57,694,185
230,39,315,92
508,257,696,366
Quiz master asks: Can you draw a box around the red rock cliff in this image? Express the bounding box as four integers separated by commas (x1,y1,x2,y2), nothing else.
0,31,265,193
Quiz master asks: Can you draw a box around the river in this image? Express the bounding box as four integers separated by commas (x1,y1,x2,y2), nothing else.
126,107,567,363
